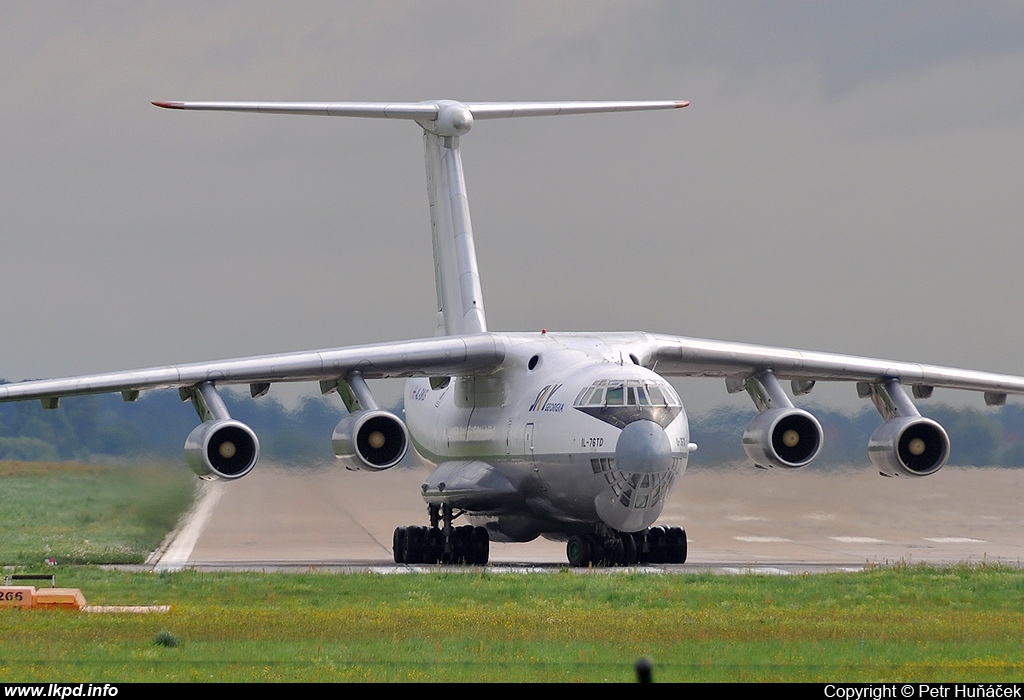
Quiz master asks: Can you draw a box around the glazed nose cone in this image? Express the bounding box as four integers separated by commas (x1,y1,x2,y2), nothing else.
615,420,672,474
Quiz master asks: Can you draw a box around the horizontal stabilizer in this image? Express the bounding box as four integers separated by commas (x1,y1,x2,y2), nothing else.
151,101,441,119
152,100,688,128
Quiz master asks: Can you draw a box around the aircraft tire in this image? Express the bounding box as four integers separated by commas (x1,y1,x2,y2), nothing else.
425,527,443,564
460,525,476,564
586,535,605,566
646,526,667,563
620,532,638,566
666,527,687,564
405,525,426,564
393,526,408,564
633,529,650,563
442,527,458,564
605,535,625,566
566,535,591,567
471,526,490,566
442,525,469,564
457,525,471,564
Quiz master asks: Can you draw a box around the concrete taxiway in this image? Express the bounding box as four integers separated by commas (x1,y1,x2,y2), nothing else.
150,464,1024,573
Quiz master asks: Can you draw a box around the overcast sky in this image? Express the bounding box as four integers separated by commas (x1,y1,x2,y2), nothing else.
2,1,1024,415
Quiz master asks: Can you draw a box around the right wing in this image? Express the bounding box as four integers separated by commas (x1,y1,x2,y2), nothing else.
631,332,1024,477
638,332,1024,399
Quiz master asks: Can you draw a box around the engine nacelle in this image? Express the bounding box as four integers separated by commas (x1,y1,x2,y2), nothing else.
868,416,949,477
184,419,260,481
742,407,823,469
332,409,409,471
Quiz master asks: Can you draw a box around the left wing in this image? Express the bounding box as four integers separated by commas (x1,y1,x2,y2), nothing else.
0,334,504,405
634,333,1024,476
0,334,505,479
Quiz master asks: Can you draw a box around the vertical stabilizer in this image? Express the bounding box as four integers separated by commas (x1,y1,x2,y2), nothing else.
424,132,487,336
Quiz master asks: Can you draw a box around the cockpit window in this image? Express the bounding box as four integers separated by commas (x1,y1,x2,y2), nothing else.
646,384,665,406
634,385,647,405
575,378,683,429
626,386,637,405
661,382,682,406
605,385,624,406
573,379,679,408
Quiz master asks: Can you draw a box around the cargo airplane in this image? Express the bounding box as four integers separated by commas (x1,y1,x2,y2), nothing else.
4,99,1024,567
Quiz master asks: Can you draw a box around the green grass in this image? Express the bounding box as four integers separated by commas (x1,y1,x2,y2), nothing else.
1,566,1023,682
0,461,195,565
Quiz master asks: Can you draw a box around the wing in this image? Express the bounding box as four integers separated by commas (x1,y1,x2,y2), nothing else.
0,334,504,405
636,333,1024,476
638,333,1024,400
0,334,505,480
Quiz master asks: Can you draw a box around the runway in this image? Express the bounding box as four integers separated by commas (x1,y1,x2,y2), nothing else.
150,464,1024,574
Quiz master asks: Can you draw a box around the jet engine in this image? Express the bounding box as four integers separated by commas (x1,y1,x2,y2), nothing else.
332,409,409,471
868,416,949,477
742,407,823,469
184,419,260,481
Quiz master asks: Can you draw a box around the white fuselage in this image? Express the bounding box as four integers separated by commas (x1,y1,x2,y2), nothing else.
404,331,691,541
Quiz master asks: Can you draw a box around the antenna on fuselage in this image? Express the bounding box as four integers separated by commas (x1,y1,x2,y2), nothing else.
153,99,688,336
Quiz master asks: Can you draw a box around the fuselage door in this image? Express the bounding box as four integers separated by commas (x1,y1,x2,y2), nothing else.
525,422,547,491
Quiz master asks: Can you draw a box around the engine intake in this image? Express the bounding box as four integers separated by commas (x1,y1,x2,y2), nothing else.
332,409,409,471
185,419,260,481
742,407,823,469
868,416,949,477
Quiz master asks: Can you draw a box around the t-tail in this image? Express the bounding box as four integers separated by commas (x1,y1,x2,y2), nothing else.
153,99,688,336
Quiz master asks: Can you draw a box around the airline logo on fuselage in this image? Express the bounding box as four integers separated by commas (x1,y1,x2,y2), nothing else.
529,384,565,412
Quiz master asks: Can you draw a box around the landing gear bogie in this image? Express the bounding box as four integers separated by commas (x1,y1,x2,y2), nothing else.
393,505,490,566
565,526,688,568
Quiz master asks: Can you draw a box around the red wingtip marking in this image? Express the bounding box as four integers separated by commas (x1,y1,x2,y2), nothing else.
675,101,690,108
152,101,184,109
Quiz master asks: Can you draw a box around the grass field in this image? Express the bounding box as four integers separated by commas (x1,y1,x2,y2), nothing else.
1,566,1023,682
0,461,194,565
2,461,1023,683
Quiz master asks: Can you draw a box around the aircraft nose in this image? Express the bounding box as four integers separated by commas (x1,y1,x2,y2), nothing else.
614,420,673,474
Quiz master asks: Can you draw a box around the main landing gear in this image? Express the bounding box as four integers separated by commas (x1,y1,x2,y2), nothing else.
392,504,489,565
565,525,687,567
